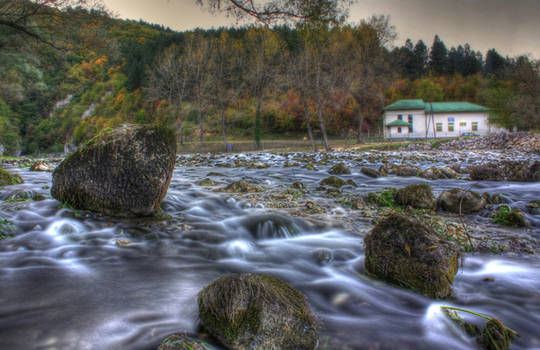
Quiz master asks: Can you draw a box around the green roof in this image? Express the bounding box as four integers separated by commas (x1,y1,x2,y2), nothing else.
384,99,425,111
386,120,411,127
384,99,487,113
426,102,488,113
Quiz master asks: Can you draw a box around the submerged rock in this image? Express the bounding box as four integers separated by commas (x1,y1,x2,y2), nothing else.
51,124,177,217
439,188,486,214
198,273,318,350
364,213,460,298
0,168,23,186
329,162,351,175
361,167,380,178
526,200,540,215
157,334,213,350
222,180,262,193
394,183,435,209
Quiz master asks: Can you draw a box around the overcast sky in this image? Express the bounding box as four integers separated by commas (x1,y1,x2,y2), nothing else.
102,0,540,58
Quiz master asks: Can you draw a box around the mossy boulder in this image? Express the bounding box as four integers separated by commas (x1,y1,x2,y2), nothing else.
421,167,458,180
394,183,435,209
491,205,528,227
320,176,355,188
157,334,213,350
361,167,380,178
469,164,505,181
526,199,540,215
439,188,486,214
198,273,318,350
0,168,23,186
329,162,351,175
222,180,262,193
51,124,177,217
364,213,460,298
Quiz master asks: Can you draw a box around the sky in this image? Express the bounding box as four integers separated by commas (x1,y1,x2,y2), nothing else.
102,0,540,58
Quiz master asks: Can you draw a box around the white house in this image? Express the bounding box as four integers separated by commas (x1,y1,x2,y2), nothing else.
383,99,502,139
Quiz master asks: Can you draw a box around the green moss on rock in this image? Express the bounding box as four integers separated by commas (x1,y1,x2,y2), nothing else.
0,168,23,186
394,183,435,209
198,273,318,350
222,180,262,193
364,213,460,298
51,124,177,217
329,162,351,175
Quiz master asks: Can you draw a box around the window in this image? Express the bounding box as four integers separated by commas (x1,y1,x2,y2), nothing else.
408,115,413,132
460,122,467,127
397,127,402,133
436,123,443,132
398,114,403,121
448,122,454,132
472,122,478,131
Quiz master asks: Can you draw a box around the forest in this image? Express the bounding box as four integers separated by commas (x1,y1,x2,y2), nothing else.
0,0,538,155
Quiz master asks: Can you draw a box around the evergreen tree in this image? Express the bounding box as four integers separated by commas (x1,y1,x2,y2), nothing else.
412,40,428,77
429,35,448,75
485,49,506,77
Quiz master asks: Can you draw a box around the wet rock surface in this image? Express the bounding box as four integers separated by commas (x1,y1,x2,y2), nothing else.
51,124,177,217
198,273,318,350
364,213,461,298
0,168,23,186
439,188,486,214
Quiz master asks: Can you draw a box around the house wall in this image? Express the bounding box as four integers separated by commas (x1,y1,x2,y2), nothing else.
384,110,495,139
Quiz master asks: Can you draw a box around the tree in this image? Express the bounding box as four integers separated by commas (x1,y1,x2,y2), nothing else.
184,32,213,147
244,26,282,149
338,16,395,143
485,49,506,77
429,35,448,75
0,0,106,50
196,0,355,24
144,44,189,144
412,40,428,77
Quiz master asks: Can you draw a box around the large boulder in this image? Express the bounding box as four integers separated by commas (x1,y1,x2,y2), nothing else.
439,188,486,214
394,183,435,209
469,164,505,181
364,213,460,298
198,273,318,350
51,124,177,217
157,334,212,350
0,168,23,186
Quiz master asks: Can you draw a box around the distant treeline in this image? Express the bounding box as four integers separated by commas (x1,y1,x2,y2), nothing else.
0,2,538,155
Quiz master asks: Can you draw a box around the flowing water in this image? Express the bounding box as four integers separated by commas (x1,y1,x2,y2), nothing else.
1,151,539,350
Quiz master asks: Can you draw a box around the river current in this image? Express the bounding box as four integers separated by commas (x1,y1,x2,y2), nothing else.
0,151,539,350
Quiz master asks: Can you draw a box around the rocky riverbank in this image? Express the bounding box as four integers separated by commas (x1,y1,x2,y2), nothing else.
401,132,540,154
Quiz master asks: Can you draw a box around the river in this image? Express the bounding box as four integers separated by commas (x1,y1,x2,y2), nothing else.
1,150,539,350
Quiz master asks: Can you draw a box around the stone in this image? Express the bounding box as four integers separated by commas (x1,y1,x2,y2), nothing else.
51,124,177,217
157,334,212,350
0,168,23,186
222,180,262,193
439,188,486,214
320,176,346,188
364,213,460,298
311,248,333,266
469,164,505,181
29,161,52,172
361,167,380,178
526,200,540,215
198,273,318,350
394,183,435,209
329,162,351,175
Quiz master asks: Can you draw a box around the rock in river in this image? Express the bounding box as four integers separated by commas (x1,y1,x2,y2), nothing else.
364,213,460,298
198,273,318,350
439,188,486,214
394,183,435,209
0,168,23,186
51,124,177,217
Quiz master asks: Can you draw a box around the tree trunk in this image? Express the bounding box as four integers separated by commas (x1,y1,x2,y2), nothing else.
356,109,364,144
315,66,330,151
198,96,203,147
221,106,227,152
255,95,262,149
176,107,184,146
301,93,317,152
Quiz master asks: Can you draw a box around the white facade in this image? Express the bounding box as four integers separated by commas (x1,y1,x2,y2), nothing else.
383,110,502,139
